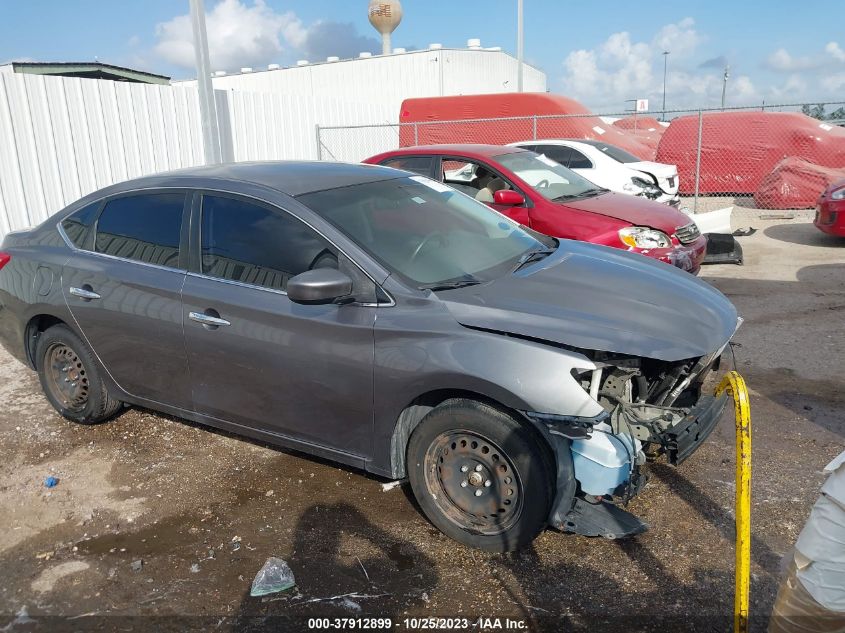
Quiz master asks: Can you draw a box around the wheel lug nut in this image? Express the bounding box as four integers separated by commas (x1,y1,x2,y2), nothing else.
484,480,491,487
475,464,483,472
474,489,483,497
460,465,469,473
460,481,468,488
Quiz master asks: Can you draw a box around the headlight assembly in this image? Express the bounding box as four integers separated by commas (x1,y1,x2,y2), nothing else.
618,226,672,249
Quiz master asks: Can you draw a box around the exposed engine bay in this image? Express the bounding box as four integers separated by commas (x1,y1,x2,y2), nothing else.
585,347,724,444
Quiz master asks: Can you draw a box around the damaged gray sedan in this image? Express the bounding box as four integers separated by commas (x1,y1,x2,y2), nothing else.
0,162,739,552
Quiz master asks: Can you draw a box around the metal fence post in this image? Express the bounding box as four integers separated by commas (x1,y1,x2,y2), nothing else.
532,115,538,140
315,124,322,161
414,122,419,146
694,109,703,213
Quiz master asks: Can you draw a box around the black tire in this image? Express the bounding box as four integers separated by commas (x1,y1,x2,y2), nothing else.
407,399,555,552
35,324,123,425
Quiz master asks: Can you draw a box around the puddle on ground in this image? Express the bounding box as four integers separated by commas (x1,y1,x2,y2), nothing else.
388,543,414,571
76,512,202,556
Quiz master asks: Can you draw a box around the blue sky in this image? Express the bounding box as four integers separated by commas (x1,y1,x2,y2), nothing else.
2,1,844,111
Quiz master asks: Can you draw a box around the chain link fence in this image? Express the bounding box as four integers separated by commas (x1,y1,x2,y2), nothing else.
317,102,845,211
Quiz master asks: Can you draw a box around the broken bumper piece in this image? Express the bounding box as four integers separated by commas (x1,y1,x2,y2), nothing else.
556,497,648,539
661,392,728,465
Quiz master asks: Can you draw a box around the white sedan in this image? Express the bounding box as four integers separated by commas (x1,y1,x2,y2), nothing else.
510,139,681,206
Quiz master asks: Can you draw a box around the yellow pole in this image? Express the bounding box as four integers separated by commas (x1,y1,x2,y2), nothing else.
716,371,752,633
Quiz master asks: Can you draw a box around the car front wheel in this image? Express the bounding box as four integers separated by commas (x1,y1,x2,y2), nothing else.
36,324,123,425
407,399,555,552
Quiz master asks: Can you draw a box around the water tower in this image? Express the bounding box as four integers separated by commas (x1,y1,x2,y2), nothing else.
368,0,403,56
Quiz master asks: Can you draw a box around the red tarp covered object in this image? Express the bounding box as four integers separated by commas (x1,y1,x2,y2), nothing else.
399,93,656,160
612,116,666,154
754,157,845,209
656,111,845,196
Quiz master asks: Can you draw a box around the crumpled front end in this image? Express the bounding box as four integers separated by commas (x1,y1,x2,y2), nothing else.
526,325,738,538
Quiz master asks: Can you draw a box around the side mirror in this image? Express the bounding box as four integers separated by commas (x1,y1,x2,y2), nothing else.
287,269,353,305
494,190,526,206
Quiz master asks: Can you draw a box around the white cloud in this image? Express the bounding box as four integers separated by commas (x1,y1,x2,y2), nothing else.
764,41,845,73
154,0,306,71
653,17,703,58
826,42,845,62
560,18,757,111
152,0,380,73
822,73,845,93
764,48,821,72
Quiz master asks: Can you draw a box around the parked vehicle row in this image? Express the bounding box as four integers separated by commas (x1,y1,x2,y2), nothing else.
509,139,681,206
366,144,706,274
0,160,739,552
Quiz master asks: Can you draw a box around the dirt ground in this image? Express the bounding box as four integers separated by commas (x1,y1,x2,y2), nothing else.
1,209,843,633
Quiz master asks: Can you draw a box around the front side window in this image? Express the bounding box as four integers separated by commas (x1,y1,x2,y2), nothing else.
535,145,573,168
299,177,545,287
95,193,185,268
61,201,101,249
200,195,338,292
442,159,514,203
495,151,604,202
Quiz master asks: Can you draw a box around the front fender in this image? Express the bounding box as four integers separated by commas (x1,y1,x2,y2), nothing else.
372,325,603,476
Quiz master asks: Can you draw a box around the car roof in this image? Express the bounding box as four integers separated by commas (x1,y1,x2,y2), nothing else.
514,139,595,149
386,144,528,159
101,161,406,197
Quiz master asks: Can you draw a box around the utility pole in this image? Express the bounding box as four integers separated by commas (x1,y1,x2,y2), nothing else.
721,64,730,110
517,0,524,92
661,51,669,121
190,0,222,164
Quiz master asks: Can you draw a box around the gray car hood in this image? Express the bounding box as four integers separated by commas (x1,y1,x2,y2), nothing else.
438,240,739,362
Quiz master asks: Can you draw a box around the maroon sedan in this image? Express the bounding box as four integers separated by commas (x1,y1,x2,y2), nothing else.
365,145,706,274
815,180,845,237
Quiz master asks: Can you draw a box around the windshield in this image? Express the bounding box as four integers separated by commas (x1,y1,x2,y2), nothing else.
590,143,641,164
495,151,604,201
299,176,546,287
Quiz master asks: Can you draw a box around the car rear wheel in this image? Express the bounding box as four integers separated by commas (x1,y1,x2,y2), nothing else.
36,324,123,425
407,399,555,552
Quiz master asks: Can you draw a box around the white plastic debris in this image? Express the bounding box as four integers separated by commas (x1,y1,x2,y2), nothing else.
681,206,733,234
381,479,407,492
250,557,296,597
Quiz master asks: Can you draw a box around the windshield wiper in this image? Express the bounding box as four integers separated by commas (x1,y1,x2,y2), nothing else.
511,247,556,272
574,187,608,198
419,276,483,292
554,188,607,202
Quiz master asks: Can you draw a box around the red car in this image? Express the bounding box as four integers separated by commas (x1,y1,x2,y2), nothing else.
815,180,845,237
365,145,706,274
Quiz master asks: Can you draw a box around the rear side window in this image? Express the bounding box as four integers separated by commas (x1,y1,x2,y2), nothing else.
568,149,593,169
61,201,101,249
95,193,185,268
381,156,435,177
200,195,338,292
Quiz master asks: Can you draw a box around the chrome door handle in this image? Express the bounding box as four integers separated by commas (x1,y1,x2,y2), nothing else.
69,286,101,300
189,311,231,327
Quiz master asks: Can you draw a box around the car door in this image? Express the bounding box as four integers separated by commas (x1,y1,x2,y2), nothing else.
181,192,377,458
61,190,192,408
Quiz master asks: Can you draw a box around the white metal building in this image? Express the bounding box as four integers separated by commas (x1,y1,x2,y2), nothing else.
178,43,547,121
0,44,547,240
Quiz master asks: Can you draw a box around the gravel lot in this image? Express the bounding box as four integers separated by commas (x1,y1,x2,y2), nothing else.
1,210,843,633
